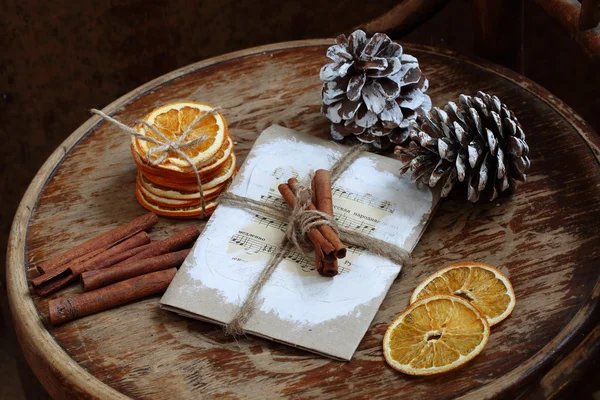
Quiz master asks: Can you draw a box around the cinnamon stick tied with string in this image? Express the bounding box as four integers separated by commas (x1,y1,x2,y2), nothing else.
277,183,336,261
49,268,177,326
288,178,346,259
313,170,339,277
81,249,190,291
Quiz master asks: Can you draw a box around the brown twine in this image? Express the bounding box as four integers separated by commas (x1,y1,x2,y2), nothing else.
220,144,411,335
285,175,340,252
90,107,222,217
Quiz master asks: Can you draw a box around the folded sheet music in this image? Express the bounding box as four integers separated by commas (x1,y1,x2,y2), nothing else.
160,125,438,360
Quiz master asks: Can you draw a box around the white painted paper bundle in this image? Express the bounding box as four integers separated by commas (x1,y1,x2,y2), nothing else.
160,125,438,360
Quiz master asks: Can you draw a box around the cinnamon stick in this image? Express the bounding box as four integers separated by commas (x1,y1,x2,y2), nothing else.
314,170,334,215
277,183,336,259
36,212,158,274
315,247,325,275
49,268,177,326
312,170,339,277
108,226,200,268
34,232,152,297
82,249,190,291
321,260,339,277
288,178,346,259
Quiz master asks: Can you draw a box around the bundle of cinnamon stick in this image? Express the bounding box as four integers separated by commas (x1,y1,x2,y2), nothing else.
278,169,346,277
32,212,199,325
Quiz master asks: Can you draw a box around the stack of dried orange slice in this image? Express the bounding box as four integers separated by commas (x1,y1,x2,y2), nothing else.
132,101,237,218
383,261,516,375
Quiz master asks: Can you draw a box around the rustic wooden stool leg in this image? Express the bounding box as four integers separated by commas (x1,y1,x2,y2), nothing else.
579,0,600,30
354,0,452,37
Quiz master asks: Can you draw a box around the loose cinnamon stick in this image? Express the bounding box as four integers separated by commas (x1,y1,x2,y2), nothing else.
49,268,177,326
288,178,346,259
82,249,190,291
108,226,200,268
277,183,336,259
36,212,159,274
34,232,152,297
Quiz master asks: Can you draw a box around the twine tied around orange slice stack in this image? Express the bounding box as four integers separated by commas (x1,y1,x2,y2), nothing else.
91,106,222,218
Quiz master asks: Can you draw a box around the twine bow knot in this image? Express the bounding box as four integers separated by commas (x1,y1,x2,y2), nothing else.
284,175,340,253
91,107,221,217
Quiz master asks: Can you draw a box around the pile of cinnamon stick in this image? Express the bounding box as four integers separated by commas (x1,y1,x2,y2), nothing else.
278,169,346,277
32,212,199,325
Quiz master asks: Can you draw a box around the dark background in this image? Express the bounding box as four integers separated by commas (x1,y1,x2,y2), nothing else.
1,0,598,398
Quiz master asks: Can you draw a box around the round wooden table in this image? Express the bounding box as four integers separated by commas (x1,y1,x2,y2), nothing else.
7,40,600,399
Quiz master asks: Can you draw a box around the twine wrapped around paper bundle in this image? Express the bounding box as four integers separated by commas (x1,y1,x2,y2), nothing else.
92,108,412,335
220,144,412,335
91,107,221,218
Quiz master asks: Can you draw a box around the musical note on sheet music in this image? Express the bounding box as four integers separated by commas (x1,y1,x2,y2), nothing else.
230,233,316,272
252,214,288,232
346,245,364,256
229,233,275,255
334,214,376,235
259,194,288,210
272,168,299,182
256,193,377,235
331,186,395,214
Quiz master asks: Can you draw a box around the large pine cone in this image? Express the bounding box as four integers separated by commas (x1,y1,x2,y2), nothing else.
395,91,530,202
320,30,431,151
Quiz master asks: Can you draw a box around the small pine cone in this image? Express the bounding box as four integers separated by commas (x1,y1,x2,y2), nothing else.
320,30,431,151
395,91,530,202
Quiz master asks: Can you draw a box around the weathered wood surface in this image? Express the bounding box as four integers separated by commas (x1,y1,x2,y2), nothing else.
6,40,600,399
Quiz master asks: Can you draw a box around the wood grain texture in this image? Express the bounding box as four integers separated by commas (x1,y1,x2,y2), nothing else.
6,40,600,399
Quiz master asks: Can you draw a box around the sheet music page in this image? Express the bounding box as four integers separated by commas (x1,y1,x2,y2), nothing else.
161,125,437,360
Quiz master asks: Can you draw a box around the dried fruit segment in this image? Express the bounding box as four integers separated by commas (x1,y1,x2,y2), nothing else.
134,101,227,168
410,261,516,326
383,295,490,375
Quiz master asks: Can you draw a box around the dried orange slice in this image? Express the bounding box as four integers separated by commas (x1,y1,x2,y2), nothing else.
133,101,226,168
138,172,232,203
133,133,233,177
140,152,236,191
410,262,516,326
136,184,219,218
383,295,490,375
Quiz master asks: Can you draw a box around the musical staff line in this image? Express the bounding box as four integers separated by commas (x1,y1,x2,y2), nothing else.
257,193,377,235
259,194,288,210
346,245,364,256
230,233,314,272
334,214,376,235
230,233,356,274
332,186,395,214
252,214,287,232
269,168,396,213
